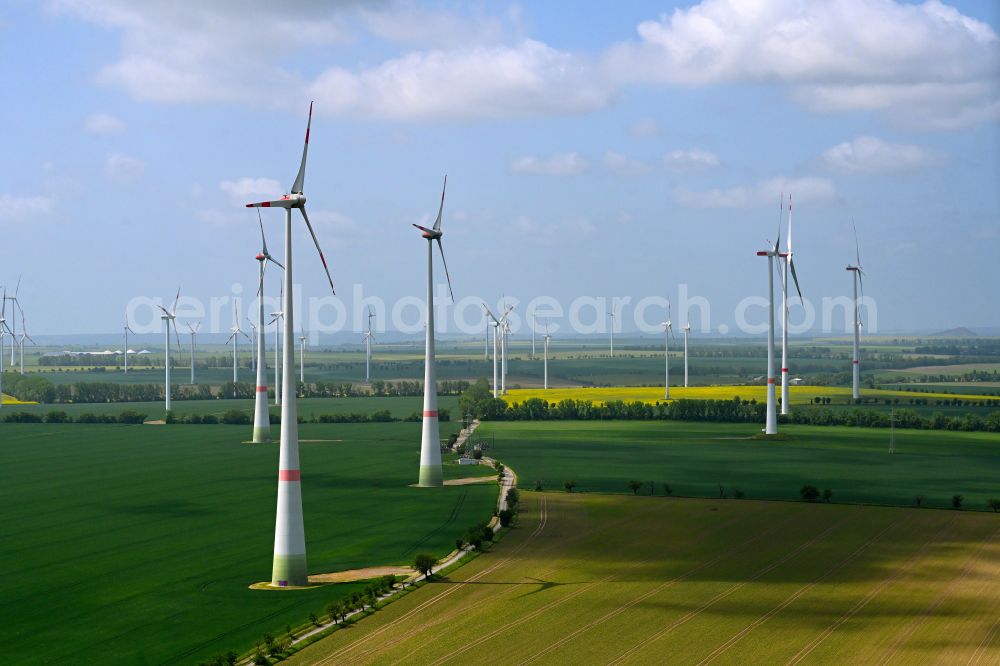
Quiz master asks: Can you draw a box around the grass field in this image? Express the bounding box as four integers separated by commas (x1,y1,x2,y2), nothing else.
0,422,496,664
288,492,1000,664
503,385,997,406
478,421,1000,511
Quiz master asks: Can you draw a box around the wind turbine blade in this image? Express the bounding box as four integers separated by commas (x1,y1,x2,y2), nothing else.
291,101,313,195
789,257,804,305
299,207,336,295
852,218,861,267
155,304,171,317
173,322,181,351
433,175,447,231
435,237,454,301
171,288,181,315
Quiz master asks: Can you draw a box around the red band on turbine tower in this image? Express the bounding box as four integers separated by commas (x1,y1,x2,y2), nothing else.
853,360,860,365
256,385,268,393
423,410,438,418
767,378,775,384
781,368,789,372
279,469,301,482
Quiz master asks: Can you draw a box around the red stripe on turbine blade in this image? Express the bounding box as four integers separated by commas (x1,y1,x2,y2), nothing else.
261,202,271,207
305,127,310,144
256,386,268,392
279,469,301,481
756,251,768,256
423,410,438,418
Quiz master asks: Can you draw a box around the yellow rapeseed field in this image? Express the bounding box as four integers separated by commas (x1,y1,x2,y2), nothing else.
1,393,38,405
503,385,991,405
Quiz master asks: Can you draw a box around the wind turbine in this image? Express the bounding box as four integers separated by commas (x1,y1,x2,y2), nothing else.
0,287,11,407
543,320,551,390
608,309,615,358
123,313,135,375
410,176,454,488
246,317,257,372
156,289,181,413
780,194,803,415
270,288,284,408
16,307,35,374
252,214,282,445
756,212,781,435
4,278,19,368
659,301,675,399
246,101,337,587
846,221,865,400
501,315,512,395
299,331,306,385
185,321,200,384
363,307,375,382
226,303,250,390
483,305,501,398
683,320,691,388
530,313,535,359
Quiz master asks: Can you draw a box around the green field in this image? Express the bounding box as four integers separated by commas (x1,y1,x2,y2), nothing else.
479,421,1000,511
289,492,1000,664
0,423,496,664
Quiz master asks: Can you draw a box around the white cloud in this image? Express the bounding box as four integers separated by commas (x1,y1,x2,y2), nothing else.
309,39,611,120
219,177,283,206
672,176,835,208
628,118,662,138
603,151,650,176
663,149,720,170
104,153,144,180
511,152,588,176
361,5,506,48
83,112,126,134
604,0,1000,130
822,136,942,174
0,194,54,221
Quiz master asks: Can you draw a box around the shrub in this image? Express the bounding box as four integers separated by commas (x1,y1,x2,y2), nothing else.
117,410,147,424
800,485,820,502
822,488,833,503
221,409,251,425
663,483,673,496
733,487,745,499
505,487,519,507
564,480,577,493
628,480,643,495
952,494,964,509
534,479,543,491
499,508,514,527
45,410,70,423
988,498,1000,513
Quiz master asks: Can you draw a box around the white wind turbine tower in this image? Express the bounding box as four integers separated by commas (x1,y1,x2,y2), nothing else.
410,176,455,488
530,313,536,359
483,315,489,361
756,216,782,435
270,288,284,408
502,314,512,395
659,301,675,399
299,331,306,385
846,221,865,400
156,289,181,413
363,307,375,382
246,317,257,372
246,101,337,587
185,321,200,384
5,278,20,368
780,195,804,415
0,287,11,407
543,320,551,390
252,215,282,445
483,305,501,398
123,313,135,375
683,320,691,388
608,309,616,358
16,307,35,374
226,303,251,390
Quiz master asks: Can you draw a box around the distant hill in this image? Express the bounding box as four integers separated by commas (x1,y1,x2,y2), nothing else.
930,327,979,338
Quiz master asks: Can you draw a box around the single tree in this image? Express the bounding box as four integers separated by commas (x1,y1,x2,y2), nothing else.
506,487,519,506
628,480,642,495
499,508,514,527
952,494,964,509
822,488,833,503
718,484,727,499
414,552,437,579
914,494,925,507
534,479,543,491
455,538,464,551
564,480,577,493
649,481,655,495
663,483,673,496
800,485,820,502
988,498,1000,513
733,487,745,499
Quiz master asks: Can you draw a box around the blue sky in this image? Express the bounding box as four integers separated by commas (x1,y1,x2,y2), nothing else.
1,0,998,338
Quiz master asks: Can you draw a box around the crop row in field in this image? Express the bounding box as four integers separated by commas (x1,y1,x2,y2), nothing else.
289,492,1000,664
